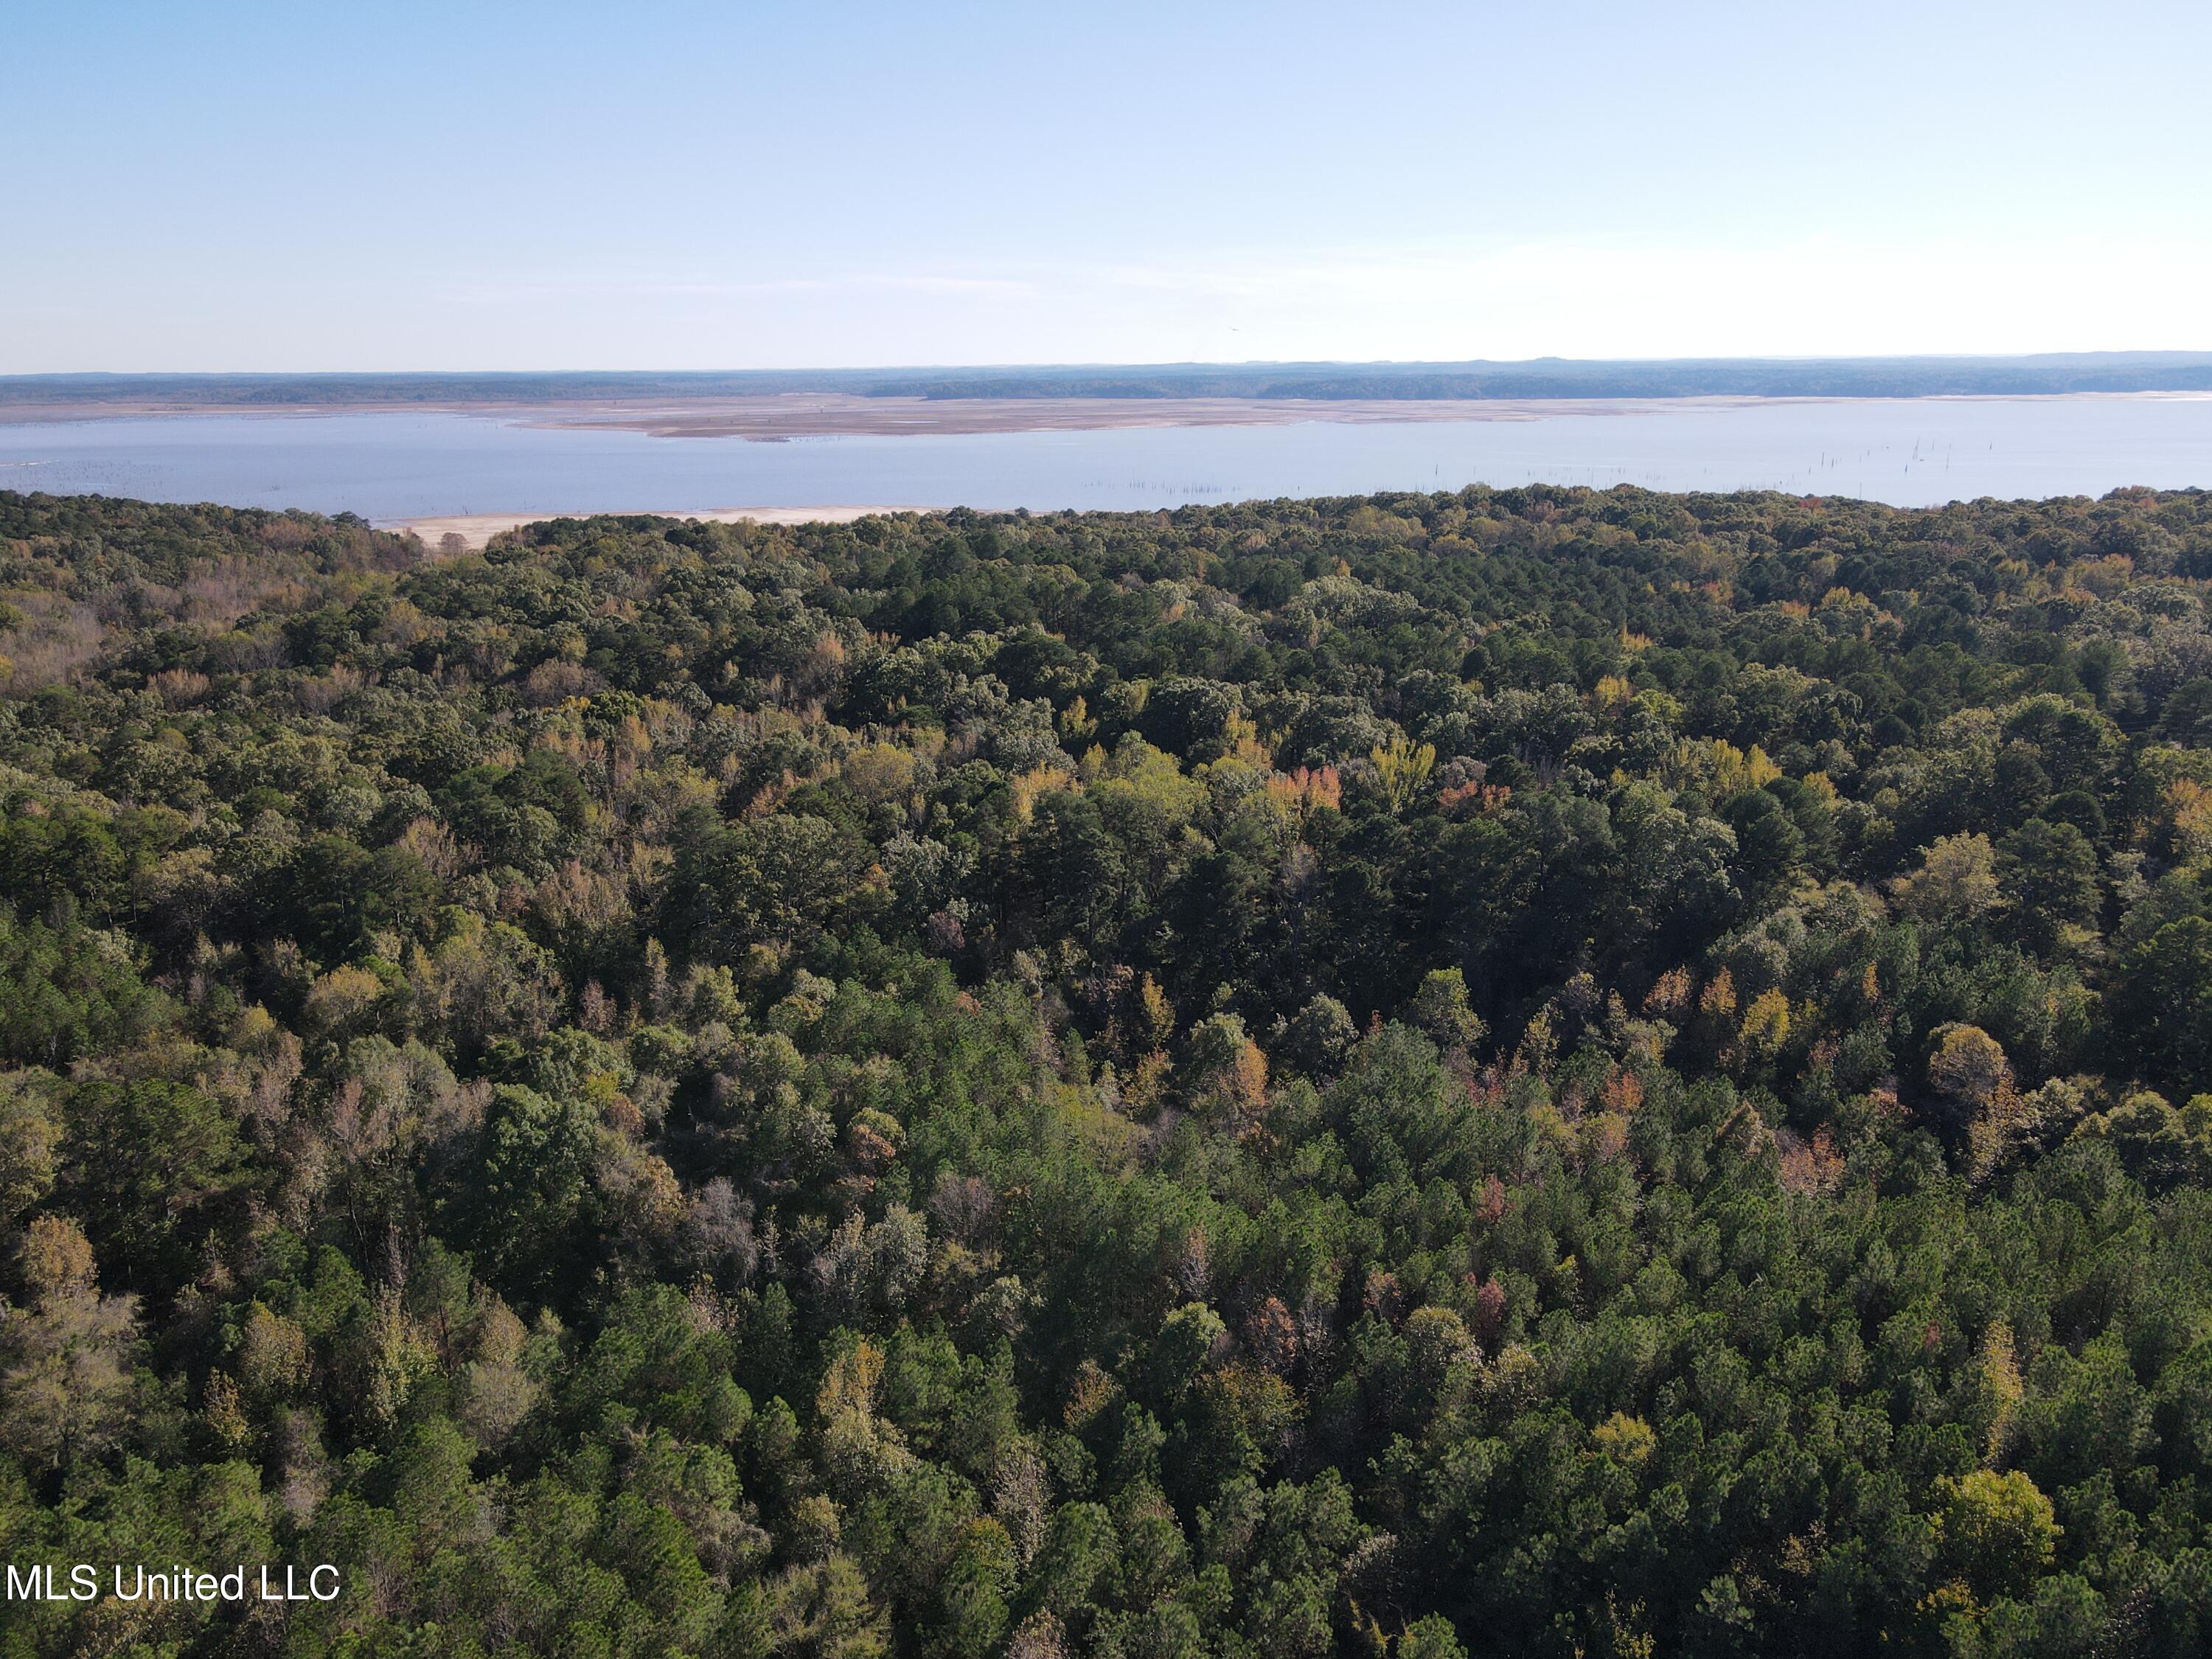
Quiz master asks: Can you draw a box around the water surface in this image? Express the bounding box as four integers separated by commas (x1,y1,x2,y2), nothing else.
1,397,2207,521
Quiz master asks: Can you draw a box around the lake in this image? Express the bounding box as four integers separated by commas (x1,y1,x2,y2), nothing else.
2,395,2208,523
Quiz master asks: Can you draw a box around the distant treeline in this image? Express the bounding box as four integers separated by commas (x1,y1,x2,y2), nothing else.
9,351,2212,409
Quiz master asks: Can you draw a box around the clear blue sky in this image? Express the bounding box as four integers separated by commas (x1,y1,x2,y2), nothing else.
5,0,2208,371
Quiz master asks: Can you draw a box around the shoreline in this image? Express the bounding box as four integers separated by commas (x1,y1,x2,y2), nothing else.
386,504,931,551
7,388,2209,440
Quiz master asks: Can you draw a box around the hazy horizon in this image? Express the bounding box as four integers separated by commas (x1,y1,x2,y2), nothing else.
11,349,2212,381
7,0,2209,374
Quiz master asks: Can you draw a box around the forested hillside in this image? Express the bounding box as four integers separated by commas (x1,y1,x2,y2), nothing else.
4,484,2212,1657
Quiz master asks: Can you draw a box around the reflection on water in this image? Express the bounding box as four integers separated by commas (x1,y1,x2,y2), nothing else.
1,397,2208,521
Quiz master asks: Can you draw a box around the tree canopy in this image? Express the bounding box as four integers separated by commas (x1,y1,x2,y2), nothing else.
4,482,2212,1655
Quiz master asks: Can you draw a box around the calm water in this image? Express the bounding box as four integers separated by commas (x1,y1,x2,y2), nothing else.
1,397,2208,521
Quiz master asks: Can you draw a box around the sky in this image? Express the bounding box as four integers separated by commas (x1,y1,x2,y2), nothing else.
4,0,2210,372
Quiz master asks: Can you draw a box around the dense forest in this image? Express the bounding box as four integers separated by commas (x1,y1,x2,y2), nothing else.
2,482,2212,1658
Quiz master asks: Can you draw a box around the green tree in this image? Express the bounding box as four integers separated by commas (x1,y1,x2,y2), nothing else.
1997,818,2101,950
58,1078,250,1297
1934,1469,2059,1601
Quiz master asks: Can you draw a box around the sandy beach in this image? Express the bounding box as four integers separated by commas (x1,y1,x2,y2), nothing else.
386,503,928,551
